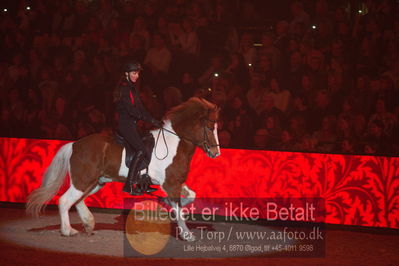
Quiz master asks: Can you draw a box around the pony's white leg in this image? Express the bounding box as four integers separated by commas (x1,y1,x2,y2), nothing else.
181,185,196,207
75,184,104,235
170,201,195,242
59,185,84,236
76,200,94,235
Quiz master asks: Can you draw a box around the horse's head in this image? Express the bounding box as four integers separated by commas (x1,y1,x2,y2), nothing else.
166,97,221,158
199,101,221,158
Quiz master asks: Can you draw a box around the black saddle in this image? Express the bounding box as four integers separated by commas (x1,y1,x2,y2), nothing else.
114,131,155,170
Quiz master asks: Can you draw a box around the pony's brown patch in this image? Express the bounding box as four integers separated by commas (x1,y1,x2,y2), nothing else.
70,134,125,192
162,141,196,200
162,97,219,202
165,98,216,128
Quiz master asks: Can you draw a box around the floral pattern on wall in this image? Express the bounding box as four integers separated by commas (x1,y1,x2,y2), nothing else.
1,138,398,228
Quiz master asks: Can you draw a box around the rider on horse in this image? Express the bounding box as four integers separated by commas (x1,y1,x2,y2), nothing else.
114,59,162,195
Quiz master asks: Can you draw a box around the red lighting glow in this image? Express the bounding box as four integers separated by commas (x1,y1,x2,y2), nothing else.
0,137,398,229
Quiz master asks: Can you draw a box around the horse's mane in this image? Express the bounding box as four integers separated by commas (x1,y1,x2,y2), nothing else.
165,97,216,126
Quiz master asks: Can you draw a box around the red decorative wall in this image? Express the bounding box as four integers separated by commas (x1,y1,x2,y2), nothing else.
0,137,398,229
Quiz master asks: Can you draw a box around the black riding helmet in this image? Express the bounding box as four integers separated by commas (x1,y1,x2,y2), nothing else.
124,60,143,72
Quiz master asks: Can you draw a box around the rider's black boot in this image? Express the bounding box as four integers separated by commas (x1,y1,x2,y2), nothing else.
139,173,158,193
123,151,158,195
122,151,143,195
129,176,157,195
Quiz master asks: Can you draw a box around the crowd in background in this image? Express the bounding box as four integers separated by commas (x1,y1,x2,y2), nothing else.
1,0,399,156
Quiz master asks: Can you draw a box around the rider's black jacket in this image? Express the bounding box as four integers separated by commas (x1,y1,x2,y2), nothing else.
115,79,158,124
114,79,160,157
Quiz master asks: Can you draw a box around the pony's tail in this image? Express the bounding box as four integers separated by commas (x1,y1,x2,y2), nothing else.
26,142,73,217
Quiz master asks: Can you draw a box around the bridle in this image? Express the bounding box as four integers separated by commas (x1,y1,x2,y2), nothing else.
154,116,220,160
202,117,220,157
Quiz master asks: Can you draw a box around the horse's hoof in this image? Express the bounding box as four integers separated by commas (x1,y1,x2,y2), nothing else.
85,229,94,236
61,228,79,237
181,232,196,242
83,224,94,236
85,230,94,236
180,198,194,207
185,234,196,242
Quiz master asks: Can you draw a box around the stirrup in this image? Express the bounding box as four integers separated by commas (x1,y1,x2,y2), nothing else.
126,175,155,196
144,186,157,193
140,174,158,193
122,181,133,194
130,184,145,196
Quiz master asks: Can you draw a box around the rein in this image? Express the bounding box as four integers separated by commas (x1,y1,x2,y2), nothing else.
154,119,220,160
154,127,169,160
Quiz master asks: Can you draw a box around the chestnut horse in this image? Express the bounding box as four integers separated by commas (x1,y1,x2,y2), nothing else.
27,97,220,241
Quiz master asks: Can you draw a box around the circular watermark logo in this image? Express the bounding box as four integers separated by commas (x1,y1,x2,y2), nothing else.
125,200,171,255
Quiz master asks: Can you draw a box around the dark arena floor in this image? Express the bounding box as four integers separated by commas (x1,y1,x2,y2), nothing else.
0,204,398,266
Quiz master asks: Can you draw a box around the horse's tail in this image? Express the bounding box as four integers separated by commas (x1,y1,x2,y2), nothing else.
26,142,73,217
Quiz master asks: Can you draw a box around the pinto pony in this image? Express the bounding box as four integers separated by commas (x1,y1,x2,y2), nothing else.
27,97,220,241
